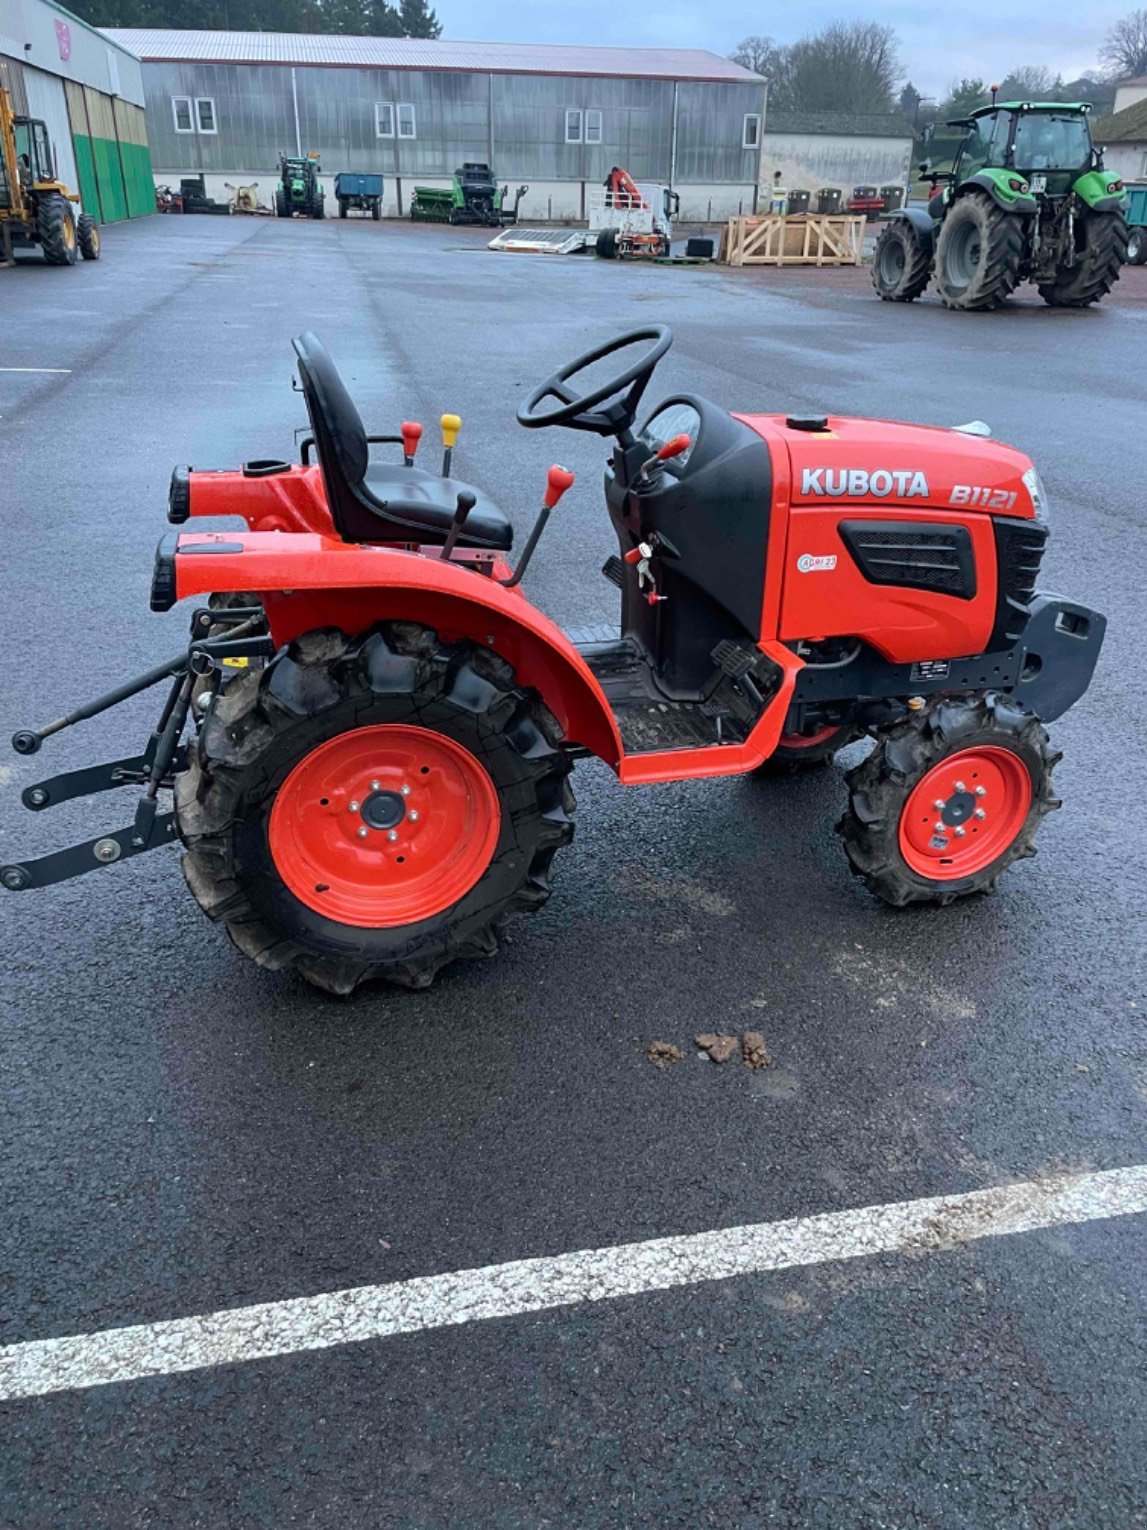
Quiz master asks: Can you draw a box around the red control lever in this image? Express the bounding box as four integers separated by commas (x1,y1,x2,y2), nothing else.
657,433,691,462
545,465,576,508
401,421,423,463
624,545,645,565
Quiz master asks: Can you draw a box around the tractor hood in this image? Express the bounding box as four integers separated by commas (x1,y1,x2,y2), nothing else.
735,413,1039,519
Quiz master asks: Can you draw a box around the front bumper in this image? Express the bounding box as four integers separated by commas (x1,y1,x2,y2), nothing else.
1012,593,1106,723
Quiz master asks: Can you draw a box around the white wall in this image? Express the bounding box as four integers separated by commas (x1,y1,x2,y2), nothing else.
0,0,145,106
760,131,912,194
1113,81,1147,114
22,61,79,198
1103,143,1147,181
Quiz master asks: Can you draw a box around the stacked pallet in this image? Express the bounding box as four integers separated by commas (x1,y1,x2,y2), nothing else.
720,214,864,267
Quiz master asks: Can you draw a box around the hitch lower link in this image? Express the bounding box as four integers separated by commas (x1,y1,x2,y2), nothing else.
1,607,272,893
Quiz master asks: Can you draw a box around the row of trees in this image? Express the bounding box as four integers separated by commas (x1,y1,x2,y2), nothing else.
70,0,442,37
731,9,1147,120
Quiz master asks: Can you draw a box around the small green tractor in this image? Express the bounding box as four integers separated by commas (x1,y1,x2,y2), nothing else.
874,100,1129,309
275,151,325,220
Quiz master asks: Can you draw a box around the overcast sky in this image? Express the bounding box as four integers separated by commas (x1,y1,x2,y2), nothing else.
441,3,1129,99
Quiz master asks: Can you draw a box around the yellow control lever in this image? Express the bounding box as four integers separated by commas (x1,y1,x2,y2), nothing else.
440,413,462,476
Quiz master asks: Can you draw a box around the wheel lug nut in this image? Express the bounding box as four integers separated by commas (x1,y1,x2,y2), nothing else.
387,830,398,842
349,800,360,813
401,785,411,796
933,798,945,810
974,785,987,798
357,826,369,839
370,779,381,791
955,826,966,838
933,822,944,833
954,780,967,793
974,807,986,820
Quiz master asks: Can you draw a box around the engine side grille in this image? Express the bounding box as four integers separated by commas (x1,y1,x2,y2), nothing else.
993,519,1049,644
839,520,976,600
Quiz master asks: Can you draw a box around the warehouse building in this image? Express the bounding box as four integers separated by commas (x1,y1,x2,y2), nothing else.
760,111,914,199
102,30,768,221
1,0,154,224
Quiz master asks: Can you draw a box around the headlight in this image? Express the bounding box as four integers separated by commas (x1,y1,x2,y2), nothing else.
1022,467,1049,525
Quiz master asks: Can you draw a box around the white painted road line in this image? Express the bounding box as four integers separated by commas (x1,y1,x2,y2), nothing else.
0,367,72,374
2,1165,1145,1401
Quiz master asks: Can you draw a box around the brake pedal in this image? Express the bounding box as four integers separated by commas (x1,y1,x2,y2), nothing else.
710,639,755,679
602,555,624,590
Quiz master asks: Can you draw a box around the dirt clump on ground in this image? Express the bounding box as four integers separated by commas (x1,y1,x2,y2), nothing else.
742,1032,773,1070
647,1041,685,1069
695,1033,741,1063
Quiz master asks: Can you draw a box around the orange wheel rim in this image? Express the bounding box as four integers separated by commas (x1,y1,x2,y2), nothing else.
268,725,501,928
899,746,1032,880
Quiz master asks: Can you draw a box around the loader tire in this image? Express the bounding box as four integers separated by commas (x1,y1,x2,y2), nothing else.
933,192,1022,310
37,194,77,266
1038,211,1128,307
837,693,1058,907
871,219,931,301
77,214,101,260
176,622,575,995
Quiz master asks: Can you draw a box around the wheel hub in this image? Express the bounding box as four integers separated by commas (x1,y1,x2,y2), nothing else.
268,724,501,927
898,746,1032,880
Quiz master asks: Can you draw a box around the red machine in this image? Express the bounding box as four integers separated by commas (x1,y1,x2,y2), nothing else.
3,327,1104,993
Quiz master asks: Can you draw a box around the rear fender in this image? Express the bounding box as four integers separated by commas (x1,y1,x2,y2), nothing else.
885,206,935,256
1072,169,1129,213
959,171,1037,216
154,531,623,767
169,464,333,535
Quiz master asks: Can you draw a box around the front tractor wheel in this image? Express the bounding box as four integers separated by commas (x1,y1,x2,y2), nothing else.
871,220,931,302
837,695,1059,906
176,624,575,994
933,192,1023,310
1038,211,1128,307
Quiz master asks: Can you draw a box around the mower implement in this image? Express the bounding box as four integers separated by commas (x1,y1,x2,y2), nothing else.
874,97,1129,309
3,326,1105,993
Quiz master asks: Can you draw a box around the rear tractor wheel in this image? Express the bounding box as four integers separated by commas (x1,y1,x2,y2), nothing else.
1127,226,1145,267
176,623,575,995
871,219,931,302
37,194,77,266
837,694,1058,906
1038,211,1128,307
933,191,1023,311
760,721,856,774
77,214,100,261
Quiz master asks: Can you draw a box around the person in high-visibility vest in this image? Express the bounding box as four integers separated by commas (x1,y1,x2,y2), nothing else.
770,171,788,216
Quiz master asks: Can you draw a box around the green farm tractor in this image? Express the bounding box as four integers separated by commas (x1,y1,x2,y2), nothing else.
874,100,1129,309
275,151,325,220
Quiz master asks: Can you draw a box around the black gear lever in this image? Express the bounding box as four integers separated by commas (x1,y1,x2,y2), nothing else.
440,490,477,560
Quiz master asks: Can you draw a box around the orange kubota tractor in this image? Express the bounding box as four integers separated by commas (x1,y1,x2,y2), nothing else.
3,327,1104,994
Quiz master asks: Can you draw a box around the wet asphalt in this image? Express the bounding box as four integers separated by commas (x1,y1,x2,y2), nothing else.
0,216,1145,1527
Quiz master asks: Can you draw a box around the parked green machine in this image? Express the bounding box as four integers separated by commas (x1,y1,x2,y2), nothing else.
275,151,325,220
410,163,525,226
874,99,1129,309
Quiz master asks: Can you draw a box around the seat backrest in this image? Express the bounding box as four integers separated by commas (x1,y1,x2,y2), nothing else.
292,331,370,510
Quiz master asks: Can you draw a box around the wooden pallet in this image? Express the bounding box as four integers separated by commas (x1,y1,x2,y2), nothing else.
721,214,864,268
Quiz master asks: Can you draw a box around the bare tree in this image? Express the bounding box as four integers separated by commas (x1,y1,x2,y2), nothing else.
1100,9,1147,77
784,21,901,114
998,65,1059,99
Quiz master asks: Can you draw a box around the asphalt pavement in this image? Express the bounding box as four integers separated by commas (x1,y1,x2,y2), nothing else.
0,215,1145,1527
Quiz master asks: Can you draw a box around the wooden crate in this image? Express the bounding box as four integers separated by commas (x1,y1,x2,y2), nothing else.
722,214,864,268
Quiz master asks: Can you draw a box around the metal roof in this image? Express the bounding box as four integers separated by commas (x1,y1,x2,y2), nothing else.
1094,97,1147,142
101,30,763,83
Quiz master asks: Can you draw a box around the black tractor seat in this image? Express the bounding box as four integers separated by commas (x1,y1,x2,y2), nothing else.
292,331,513,551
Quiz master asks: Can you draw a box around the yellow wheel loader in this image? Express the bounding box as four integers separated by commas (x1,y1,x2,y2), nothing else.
0,86,99,268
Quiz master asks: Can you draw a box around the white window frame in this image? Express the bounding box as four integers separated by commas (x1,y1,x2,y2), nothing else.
375,101,395,138
743,113,761,149
397,103,416,139
172,96,194,134
585,108,602,145
195,97,217,135
565,108,582,144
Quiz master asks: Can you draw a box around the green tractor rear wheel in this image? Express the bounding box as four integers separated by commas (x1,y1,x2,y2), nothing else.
37,194,77,266
933,191,1023,311
1038,211,1128,307
872,220,931,302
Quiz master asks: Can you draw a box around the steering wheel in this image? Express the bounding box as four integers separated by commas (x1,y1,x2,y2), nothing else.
517,325,673,435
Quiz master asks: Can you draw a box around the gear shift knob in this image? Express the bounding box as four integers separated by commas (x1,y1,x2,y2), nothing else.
401,421,423,464
545,465,576,508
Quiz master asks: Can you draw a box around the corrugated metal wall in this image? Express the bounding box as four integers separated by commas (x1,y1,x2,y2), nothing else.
140,60,763,187
62,81,154,222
